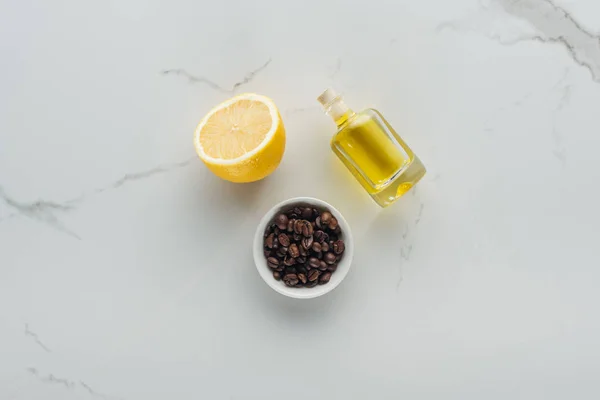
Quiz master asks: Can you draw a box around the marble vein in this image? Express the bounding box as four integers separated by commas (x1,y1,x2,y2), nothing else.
438,0,600,82
0,186,81,239
0,157,195,237
27,367,76,388
397,202,425,290
27,368,122,399
161,58,272,93
25,324,51,352
495,0,600,81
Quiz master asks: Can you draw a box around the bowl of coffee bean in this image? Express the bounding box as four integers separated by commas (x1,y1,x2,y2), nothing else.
253,197,354,299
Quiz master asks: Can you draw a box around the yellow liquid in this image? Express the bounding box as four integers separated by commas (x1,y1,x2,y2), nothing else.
330,109,425,207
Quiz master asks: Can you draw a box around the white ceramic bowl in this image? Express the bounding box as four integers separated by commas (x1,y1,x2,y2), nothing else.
253,197,354,299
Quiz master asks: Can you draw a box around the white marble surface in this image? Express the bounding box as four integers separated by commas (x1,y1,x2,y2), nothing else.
1,0,600,398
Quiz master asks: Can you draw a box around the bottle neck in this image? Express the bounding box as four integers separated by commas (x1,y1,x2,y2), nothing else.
317,88,356,128
326,99,355,128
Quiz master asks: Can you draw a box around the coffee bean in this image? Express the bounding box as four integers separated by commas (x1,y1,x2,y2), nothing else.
319,261,328,271
311,242,322,253
267,257,279,269
316,251,323,260
293,207,302,215
276,266,284,272
327,264,338,273
302,221,314,237
293,220,304,235
321,242,329,252
296,256,307,264
298,273,307,284
275,214,288,230
314,230,327,243
301,208,312,219
306,280,318,288
302,236,314,250
287,219,295,232
308,257,320,268
319,272,332,284
265,233,274,248
283,256,296,266
263,249,271,258
308,270,320,282
315,216,322,229
283,273,299,287
277,247,287,258
324,252,336,264
320,211,332,225
288,243,300,258
278,233,291,247
264,226,272,237
273,271,281,280
332,240,345,255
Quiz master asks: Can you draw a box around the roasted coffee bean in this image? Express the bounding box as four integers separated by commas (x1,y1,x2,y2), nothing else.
320,211,332,225
306,280,318,288
283,257,296,266
275,214,289,230
294,219,304,234
308,257,320,269
297,273,307,284
311,242,322,253
312,208,319,218
315,216,322,229
302,221,314,237
311,221,316,229
316,251,323,260
321,242,329,252
267,257,280,269
296,256,307,264
314,230,326,243
288,243,300,258
293,207,302,215
265,233,274,248
333,240,345,255
308,270,320,282
301,208,313,219
264,226,272,237
319,272,332,284
276,266,284,272
287,219,295,232
276,247,287,258
283,273,299,287
278,233,291,247
272,242,279,250
327,264,337,273
293,233,302,241
319,261,328,271
324,252,336,265
328,217,338,231
329,234,338,242
299,246,308,257
302,236,314,250
273,271,281,280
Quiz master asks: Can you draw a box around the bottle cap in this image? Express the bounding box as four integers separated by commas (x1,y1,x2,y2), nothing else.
317,88,341,108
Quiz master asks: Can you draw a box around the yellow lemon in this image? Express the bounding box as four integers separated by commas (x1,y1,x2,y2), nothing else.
194,93,286,183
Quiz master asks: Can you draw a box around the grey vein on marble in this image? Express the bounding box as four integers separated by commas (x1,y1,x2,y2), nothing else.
161,58,272,93
0,157,195,238
438,0,600,82
27,368,122,400
24,324,51,352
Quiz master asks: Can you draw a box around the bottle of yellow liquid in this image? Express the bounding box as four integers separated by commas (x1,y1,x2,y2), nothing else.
317,89,426,207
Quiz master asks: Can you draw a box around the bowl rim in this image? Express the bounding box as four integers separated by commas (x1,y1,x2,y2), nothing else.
253,197,354,299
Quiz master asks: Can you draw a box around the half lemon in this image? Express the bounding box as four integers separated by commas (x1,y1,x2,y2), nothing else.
194,93,286,183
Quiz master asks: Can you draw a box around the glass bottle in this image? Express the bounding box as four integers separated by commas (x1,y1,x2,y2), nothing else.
317,88,426,207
